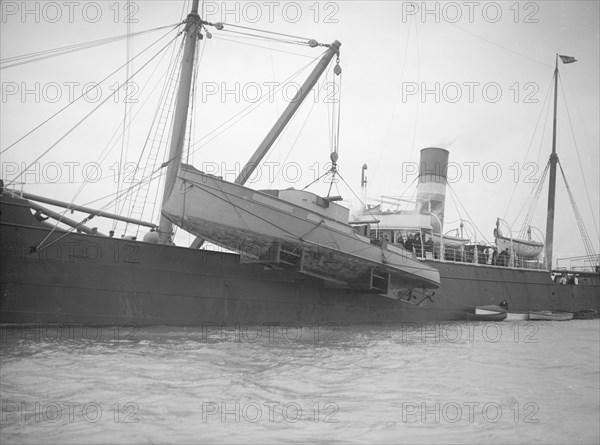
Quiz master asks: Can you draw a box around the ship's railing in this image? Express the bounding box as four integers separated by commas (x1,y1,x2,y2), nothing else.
409,244,547,270
556,254,600,273
3,181,25,195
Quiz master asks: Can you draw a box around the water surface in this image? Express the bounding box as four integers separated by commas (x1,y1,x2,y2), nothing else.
1,320,598,444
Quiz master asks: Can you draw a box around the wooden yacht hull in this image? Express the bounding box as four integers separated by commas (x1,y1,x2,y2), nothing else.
161,164,440,291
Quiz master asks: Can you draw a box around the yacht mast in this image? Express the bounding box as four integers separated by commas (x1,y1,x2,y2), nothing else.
158,0,201,244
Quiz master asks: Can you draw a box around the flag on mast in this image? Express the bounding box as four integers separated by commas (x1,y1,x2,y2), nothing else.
559,55,577,64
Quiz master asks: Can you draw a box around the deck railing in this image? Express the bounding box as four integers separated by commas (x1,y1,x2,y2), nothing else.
404,244,547,270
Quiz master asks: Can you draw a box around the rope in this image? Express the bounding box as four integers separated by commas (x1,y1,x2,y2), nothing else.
503,73,554,222
371,16,414,186
116,17,135,225
217,28,306,47
558,161,598,263
446,183,489,243
1,23,181,156
5,35,181,188
33,163,168,253
516,161,549,239
185,51,326,158
447,23,552,68
213,21,317,44
121,37,187,235
0,23,181,69
209,35,316,59
558,75,600,243
267,87,319,188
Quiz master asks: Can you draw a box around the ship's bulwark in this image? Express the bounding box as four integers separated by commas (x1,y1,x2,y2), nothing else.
1,195,598,325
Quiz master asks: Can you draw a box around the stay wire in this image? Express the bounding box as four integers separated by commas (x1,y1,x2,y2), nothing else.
0,23,181,68
5,34,181,187
558,75,600,242
1,23,182,155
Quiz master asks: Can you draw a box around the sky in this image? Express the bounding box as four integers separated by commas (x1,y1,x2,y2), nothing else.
1,0,599,267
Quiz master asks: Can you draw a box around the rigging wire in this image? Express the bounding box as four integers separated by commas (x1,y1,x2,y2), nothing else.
1,23,182,156
408,18,421,163
95,38,184,180
558,75,600,243
115,17,135,226
213,21,319,44
0,23,181,69
515,161,550,239
557,161,598,261
446,183,489,243
55,34,184,215
5,34,181,188
33,165,169,253
209,34,316,59
503,73,553,223
53,33,181,228
217,28,307,47
183,51,327,158
120,32,187,235
447,23,552,68
370,16,414,185
266,90,319,188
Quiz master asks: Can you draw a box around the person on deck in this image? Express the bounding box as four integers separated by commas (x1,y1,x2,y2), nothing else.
425,236,434,256
381,235,389,249
405,234,414,252
414,233,422,257
491,248,498,265
498,249,509,266
397,236,405,248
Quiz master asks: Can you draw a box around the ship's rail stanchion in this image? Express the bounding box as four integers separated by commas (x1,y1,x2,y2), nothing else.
428,243,549,271
556,254,600,273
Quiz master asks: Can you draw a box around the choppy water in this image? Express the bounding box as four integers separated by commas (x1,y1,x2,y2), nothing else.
1,320,599,444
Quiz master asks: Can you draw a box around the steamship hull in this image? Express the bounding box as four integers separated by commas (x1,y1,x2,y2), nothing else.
1,194,598,325
0,194,452,325
424,259,599,314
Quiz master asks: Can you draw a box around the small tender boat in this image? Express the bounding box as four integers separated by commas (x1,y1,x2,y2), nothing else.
529,311,573,321
476,305,507,315
466,304,508,321
573,309,599,319
505,312,529,321
467,311,508,322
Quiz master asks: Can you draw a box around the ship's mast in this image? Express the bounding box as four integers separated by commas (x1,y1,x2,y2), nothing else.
158,0,201,244
545,55,560,270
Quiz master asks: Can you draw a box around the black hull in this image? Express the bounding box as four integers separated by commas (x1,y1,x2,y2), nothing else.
466,313,508,322
1,195,599,325
424,260,599,314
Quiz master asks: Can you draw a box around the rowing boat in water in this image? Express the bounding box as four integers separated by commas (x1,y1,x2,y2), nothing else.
529,311,573,321
505,312,529,321
465,305,508,321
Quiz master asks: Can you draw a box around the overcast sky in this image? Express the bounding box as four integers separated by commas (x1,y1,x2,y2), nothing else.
1,0,598,265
